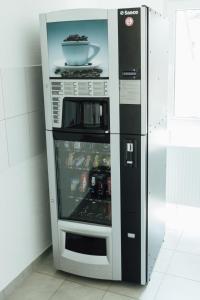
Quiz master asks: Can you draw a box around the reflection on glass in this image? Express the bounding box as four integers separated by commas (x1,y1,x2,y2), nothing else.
55,140,111,226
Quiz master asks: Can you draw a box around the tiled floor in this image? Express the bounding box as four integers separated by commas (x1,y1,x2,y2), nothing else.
4,204,200,300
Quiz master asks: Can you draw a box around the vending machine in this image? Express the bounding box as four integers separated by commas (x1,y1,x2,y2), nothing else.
40,6,168,285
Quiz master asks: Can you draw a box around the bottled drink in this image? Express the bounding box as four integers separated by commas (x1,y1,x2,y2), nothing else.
90,173,97,198
70,177,79,193
75,155,85,168
67,152,75,167
106,176,111,197
84,155,92,169
80,172,88,193
93,155,100,168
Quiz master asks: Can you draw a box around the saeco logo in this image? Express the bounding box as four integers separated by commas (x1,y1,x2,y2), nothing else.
120,10,139,16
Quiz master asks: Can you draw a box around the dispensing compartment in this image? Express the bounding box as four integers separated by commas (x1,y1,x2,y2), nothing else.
62,97,109,132
65,232,106,256
58,220,113,280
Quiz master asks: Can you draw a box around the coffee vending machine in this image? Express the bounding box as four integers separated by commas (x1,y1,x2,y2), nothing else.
40,6,168,285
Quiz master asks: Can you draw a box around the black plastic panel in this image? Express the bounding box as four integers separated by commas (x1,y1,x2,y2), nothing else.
62,97,109,132
118,8,141,80
121,213,141,282
53,130,110,144
65,233,106,256
120,134,141,283
120,104,141,135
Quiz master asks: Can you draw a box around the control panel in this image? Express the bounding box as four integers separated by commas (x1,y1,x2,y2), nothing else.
50,80,109,128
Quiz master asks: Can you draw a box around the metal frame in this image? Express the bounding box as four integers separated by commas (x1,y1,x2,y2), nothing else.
108,9,121,280
140,6,148,285
141,6,148,136
45,130,60,268
140,135,147,285
40,14,52,130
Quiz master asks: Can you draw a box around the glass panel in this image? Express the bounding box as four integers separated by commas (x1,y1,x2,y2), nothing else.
62,98,109,130
47,20,109,79
65,233,106,256
55,140,111,226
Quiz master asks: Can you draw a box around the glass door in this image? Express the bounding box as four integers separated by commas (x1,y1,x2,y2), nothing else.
55,139,111,226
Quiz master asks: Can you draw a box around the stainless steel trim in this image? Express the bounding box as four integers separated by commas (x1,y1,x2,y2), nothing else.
45,130,60,268
141,135,147,285
141,6,148,135
108,10,121,281
120,80,141,105
39,14,52,130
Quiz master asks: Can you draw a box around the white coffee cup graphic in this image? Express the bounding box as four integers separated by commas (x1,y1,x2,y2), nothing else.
61,41,100,66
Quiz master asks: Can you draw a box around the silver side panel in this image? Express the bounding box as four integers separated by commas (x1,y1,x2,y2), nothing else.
140,6,148,285
141,135,147,285
108,10,121,280
141,7,148,135
108,10,120,135
40,14,52,130
147,7,168,281
45,130,60,267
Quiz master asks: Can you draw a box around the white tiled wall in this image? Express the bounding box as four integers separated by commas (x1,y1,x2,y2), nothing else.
0,65,51,291
0,66,46,167
0,120,9,172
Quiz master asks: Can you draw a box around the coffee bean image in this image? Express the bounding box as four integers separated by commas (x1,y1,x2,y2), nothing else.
56,68,103,78
63,34,88,42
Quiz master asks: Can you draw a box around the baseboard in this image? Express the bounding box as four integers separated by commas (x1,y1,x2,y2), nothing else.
1,245,52,299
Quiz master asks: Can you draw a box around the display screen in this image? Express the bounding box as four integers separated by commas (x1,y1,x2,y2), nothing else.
47,20,109,79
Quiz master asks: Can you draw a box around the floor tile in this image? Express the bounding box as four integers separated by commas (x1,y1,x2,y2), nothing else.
177,229,200,255
108,272,163,299
167,251,200,281
50,280,105,300
163,228,182,250
103,291,134,300
155,274,200,300
33,257,71,281
154,248,174,273
0,292,5,300
6,272,63,300
68,273,112,291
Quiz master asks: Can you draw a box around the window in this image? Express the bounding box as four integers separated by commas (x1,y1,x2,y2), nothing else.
175,10,200,118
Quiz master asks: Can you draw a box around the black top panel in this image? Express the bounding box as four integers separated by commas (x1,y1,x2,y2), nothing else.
118,8,141,80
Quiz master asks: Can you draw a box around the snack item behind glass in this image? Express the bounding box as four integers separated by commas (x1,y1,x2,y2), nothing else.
70,177,80,193
67,152,75,167
75,155,85,168
93,154,100,168
84,155,92,169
